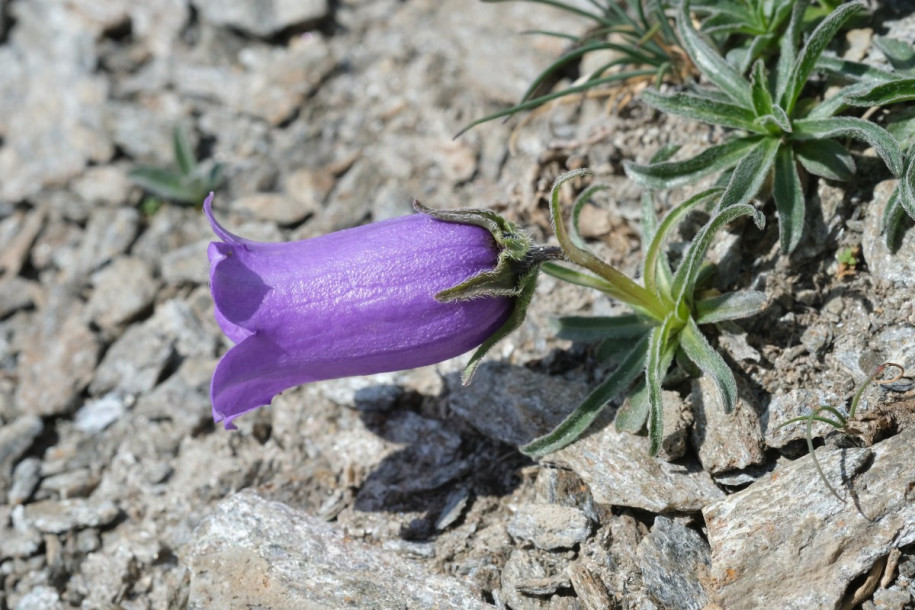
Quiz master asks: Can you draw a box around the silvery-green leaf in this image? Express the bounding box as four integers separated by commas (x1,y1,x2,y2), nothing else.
643,188,723,296
774,0,809,102
815,56,898,85
780,2,865,115
624,137,760,189
750,60,774,117
717,136,780,209
641,90,760,132
808,83,871,119
774,145,807,253
845,79,915,107
679,317,738,413
694,290,768,324
677,0,752,107
551,314,652,342
883,185,911,252
615,378,649,433
793,116,903,177
673,205,765,310
873,36,915,74
647,315,678,456
899,153,915,220
129,167,196,203
541,262,617,293
794,139,855,181
521,334,649,457
173,127,196,176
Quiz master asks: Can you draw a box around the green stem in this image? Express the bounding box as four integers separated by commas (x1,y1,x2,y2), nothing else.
550,170,667,320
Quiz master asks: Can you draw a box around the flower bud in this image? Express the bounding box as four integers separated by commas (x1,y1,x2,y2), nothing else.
205,195,547,428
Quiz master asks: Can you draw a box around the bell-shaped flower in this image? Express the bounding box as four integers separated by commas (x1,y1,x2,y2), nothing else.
206,195,554,428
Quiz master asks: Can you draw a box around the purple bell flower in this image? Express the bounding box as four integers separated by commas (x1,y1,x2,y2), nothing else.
206,194,519,429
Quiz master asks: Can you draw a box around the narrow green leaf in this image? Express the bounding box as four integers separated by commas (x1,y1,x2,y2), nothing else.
792,116,903,176
780,1,865,115
677,0,752,107
794,139,855,181
541,262,617,293
646,315,678,456
774,0,809,102
772,145,806,253
173,127,196,176
694,290,768,324
679,317,738,413
808,83,871,119
815,56,898,85
482,0,609,26
551,314,652,342
873,36,915,73
521,334,649,457
570,184,611,250
641,90,761,132
128,167,196,203
615,378,649,432
750,60,774,117
717,136,780,209
883,184,911,252
624,136,761,189
673,205,765,309
643,188,723,296
899,152,915,220
845,79,915,107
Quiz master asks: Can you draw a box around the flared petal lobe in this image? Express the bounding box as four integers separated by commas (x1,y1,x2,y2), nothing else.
205,195,512,428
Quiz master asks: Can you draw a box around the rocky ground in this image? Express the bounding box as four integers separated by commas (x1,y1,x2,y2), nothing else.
1,0,914,608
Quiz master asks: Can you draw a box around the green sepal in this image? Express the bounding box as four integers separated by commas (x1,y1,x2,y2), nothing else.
460,266,539,385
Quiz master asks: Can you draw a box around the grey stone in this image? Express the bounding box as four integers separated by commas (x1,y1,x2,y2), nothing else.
447,362,588,447
703,428,915,609
228,192,314,225
0,415,43,504
0,1,113,202
548,418,725,513
0,277,36,318
12,586,64,610
160,239,210,285
24,498,120,534
192,0,329,37
79,547,139,609
91,299,215,396
637,516,710,610
534,467,598,525
74,393,128,433
658,389,691,461
691,376,766,473
187,489,488,609
499,549,570,610
9,457,42,505
87,257,158,331
763,387,846,449
71,165,133,206
37,469,100,500
68,207,141,278
508,504,591,550
16,309,100,417
862,179,915,285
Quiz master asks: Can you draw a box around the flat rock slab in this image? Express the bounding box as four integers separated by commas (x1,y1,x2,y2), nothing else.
703,428,915,609
188,489,489,609
549,421,725,513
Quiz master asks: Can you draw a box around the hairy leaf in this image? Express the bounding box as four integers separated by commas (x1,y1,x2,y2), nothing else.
551,314,652,342
780,2,865,115
717,136,780,209
845,78,915,107
793,116,903,176
679,317,738,413
773,145,807,253
677,0,752,107
522,334,649,457
794,139,855,181
624,137,761,189
641,90,761,132
694,290,768,324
